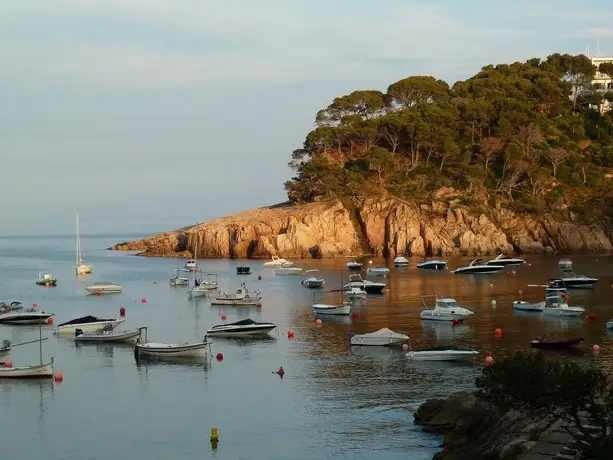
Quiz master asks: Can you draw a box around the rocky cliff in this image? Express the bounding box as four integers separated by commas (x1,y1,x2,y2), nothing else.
110,189,613,258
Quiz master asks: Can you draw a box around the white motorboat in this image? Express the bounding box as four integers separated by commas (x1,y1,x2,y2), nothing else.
75,209,93,275
189,273,219,298
85,281,123,294
0,307,54,325
206,319,277,337
344,274,386,294
312,303,351,316
416,259,448,270
485,254,525,266
74,327,141,344
350,328,409,346
210,283,262,306
36,272,57,287
453,258,504,274
184,259,198,271
420,296,474,322
55,315,124,335
302,270,325,288
263,256,294,267
346,261,363,271
560,270,598,289
393,256,409,267
134,327,211,358
170,268,190,286
543,293,585,317
512,300,545,312
366,267,390,276
345,287,367,299
406,346,479,361
274,266,303,275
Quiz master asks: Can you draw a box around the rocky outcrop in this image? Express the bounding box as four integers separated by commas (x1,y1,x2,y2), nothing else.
414,392,558,460
110,190,613,258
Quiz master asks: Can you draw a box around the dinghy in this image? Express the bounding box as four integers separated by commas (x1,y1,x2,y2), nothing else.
302,270,325,288
36,272,57,287
530,336,584,350
85,281,123,294
134,327,211,358
274,266,303,275
512,300,545,312
56,315,124,335
312,303,351,316
74,327,141,344
393,256,409,267
406,345,479,361
350,328,408,346
206,319,277,337
346,261,363,271
366,267,390,276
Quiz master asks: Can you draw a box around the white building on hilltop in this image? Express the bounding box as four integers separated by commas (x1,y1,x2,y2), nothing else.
590,56,613,113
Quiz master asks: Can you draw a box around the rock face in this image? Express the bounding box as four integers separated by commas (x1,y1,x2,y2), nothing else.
111,191,613,258
414,392,557,460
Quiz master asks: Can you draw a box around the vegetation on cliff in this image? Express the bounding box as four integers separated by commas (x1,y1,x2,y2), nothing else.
476,352,613,458
286,54,613,223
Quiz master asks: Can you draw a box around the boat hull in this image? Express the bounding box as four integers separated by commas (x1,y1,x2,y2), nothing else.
75,329,140,343
36,280,58,287
485,260,524,266
406,350,479,361
0,362,54,379
350,330,408,346
56,319,124,335
561,279,598,288
453,266,504,274
86,287,123,294
207,326,276,337
135,342,209,358
76,264,93,275
530,338,584,349
543,307,585,317
0,313,54,325
188,288,208,298
210,298,261,306
303,280,324,288
512,301,545,312
312,304,351,316
416,262,447,270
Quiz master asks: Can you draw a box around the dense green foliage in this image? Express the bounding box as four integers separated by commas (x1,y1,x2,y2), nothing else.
285,54,613,221
476,352,613,458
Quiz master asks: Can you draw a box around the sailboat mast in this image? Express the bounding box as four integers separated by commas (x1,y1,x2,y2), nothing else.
39,322,43,366
75,209,81,266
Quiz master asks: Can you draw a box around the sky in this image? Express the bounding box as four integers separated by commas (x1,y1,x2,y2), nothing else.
1,0,612,235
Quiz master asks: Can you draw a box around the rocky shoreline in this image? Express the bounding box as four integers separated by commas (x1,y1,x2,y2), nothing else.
110,189,613,259
414,392,561,460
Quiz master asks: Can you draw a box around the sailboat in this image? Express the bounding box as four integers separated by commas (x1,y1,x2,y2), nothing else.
187,242,211,298
75,209,93,275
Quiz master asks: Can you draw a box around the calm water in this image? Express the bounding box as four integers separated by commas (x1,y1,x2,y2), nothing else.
1,235,613,460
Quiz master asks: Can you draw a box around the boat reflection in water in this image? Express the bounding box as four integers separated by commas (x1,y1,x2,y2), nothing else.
420,321,471,341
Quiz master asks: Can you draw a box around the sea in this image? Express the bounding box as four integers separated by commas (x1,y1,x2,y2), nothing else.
1,233,612,460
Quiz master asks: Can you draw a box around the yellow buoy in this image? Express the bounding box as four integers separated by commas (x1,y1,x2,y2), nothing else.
210,427,219,441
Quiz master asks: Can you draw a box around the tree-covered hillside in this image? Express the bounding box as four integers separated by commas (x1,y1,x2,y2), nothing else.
285,54,613,222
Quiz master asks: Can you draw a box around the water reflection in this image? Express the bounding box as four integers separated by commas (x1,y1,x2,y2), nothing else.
420,321,471,341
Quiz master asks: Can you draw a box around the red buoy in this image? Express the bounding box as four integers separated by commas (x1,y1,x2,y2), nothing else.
351,311,359,319
54,372,64,383
287,328,295,338
402,343,409,351
452,319,460,326
589,312,596,320
3,360,13,368
216,353,223,361
119,307,126,317
315,319,322,327
32,302,38,308
495,328,503,336
592,344,601,354
47,316,54,325
256,302,262,308
141,297,147,303
277,366,285,377
220,312,227,320
485,356,494,366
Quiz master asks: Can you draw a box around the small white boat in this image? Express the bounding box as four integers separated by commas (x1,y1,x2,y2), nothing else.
85,281,123,294
184,259,198,271
263,256,294,267
210,283,262,306
344,274,386,294
485,254,525,266
346,261,363,271
74,327,141,344
0,360,54,379
416,259,448,270
55,315,124,335
302,270,325,288
170,268,190,286
188,273,219,298
558,259,573,271
366,267,390,276
274,266,303,275
453,258,504,274
75,209,93,275
350,328,409,346
406,346,479,361
560,270,598,289
543,293,584,317
36,272,57,286
345,287,367,299
206,319,277,337
312,303,351,316
0,307,54,325
393,256,409,267
512,300,546,312
420,296,474,322
134,327,211,358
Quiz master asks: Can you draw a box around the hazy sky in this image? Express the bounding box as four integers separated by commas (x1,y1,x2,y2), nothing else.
1,0,612,235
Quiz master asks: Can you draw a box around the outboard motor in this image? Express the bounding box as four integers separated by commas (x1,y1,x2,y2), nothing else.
75,328,83,337
1,339,10,349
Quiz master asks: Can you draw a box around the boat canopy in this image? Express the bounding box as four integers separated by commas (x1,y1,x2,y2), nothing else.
57,315,114,327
